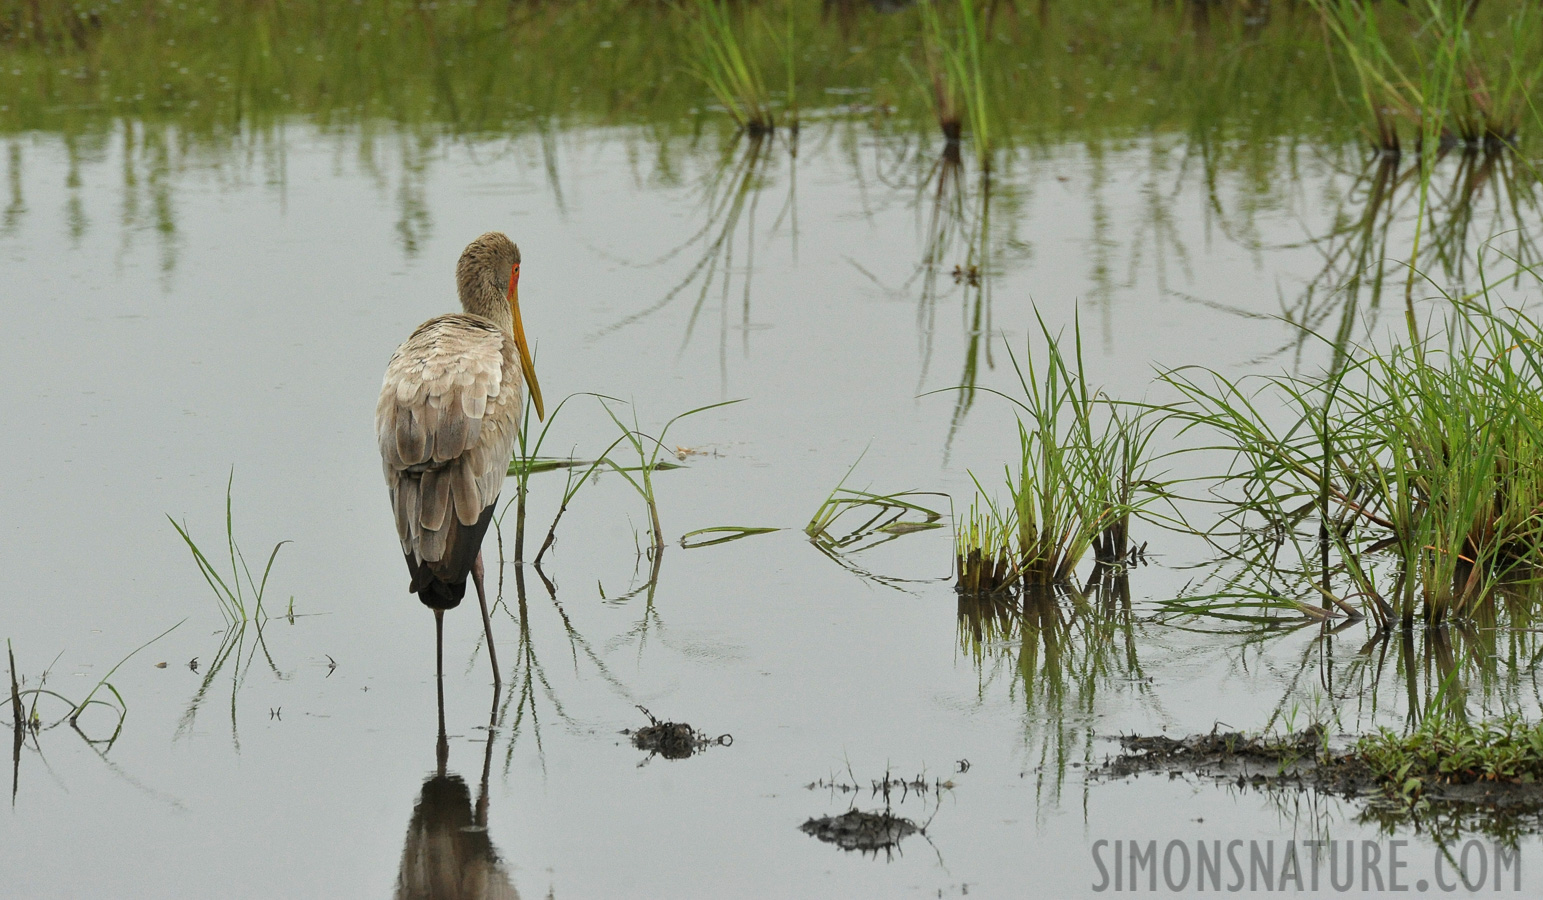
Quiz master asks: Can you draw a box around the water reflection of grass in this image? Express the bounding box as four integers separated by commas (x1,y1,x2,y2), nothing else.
1265,149,1543,372
174,617,287,751
958,570,1148,801
163,475,297,747
595,131,795,377
497,554,637,768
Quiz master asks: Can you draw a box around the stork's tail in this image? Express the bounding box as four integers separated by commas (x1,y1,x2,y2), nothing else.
402,501,496,611
408,560,468,610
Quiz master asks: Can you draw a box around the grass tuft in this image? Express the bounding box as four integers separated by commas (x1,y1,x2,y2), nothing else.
688,0,785,136
167,472,288,627
951,315,1161,592
1162,299,1543,626
955,494,1015,595
914,0,992,166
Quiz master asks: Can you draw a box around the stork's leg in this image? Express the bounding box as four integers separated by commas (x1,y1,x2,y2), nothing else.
472,551,501,688
434,608,447,770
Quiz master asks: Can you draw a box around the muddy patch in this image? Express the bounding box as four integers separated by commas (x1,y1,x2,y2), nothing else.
1097,726,1368,791
621,706,731,761
1096,726,1543,838
799,768,950,854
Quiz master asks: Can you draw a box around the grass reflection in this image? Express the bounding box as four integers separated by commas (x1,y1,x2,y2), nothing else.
1273,148,1543,374
175,617,288,752
957,567,1149,800
596,131,796,385
495,560,635,773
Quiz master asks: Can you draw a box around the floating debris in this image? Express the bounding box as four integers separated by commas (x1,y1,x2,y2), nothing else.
800,809,918,852
805,770,955,799
622,706,731,761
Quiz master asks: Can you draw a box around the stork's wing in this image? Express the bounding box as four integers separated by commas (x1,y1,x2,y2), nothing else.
376,314,523,564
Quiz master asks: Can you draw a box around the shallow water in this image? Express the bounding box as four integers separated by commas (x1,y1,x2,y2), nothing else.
4,120,1543,897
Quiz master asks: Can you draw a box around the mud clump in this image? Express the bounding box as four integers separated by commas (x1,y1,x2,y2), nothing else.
1101,725,1358,784
1095,724,1543,838
1097,725,1379,798
631,721,699,759
622,706,730,761
800,809,918,852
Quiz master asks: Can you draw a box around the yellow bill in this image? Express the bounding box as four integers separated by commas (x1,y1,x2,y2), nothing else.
507,266,545,421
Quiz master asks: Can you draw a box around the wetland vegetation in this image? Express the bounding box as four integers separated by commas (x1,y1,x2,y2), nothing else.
9,0,1543,894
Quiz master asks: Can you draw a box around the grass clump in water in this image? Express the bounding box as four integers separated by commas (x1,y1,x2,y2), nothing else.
688,0,792,136
954,495,1015,594
1163,299,1543,626
913,0,992,166
954,316,1161,594
1311,0,1543,154
1359,715,1543,801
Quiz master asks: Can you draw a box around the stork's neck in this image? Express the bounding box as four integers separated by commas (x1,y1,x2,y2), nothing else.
459,282,514,334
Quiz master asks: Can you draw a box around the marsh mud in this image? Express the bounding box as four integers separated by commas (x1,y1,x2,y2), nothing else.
1098,728,1543,835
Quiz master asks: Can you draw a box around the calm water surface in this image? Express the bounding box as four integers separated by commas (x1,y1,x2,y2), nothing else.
3,121,1542,897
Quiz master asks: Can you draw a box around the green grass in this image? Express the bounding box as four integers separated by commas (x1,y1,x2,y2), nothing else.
679,525,780,549
1358,714,1543,802
802,452,948,589
688,0,784,135
6,623,181,750
167,472,288,627
914,0,992,165
955,494,1015,594
0,0,1374,151
599,397,744,554
804,452,947,549
951,315,1162,590
1161,298,1543,626
1310,0,1543,154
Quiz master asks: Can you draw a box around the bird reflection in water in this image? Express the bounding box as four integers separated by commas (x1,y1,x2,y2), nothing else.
394,688,518,900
